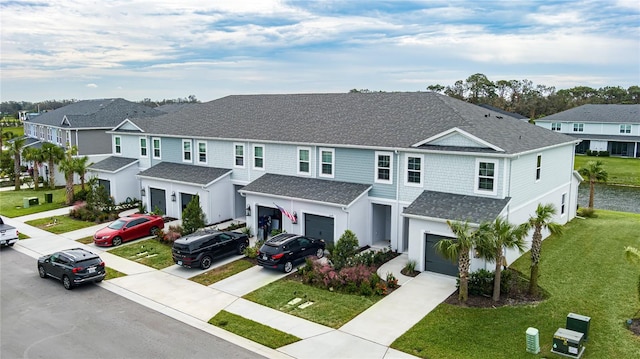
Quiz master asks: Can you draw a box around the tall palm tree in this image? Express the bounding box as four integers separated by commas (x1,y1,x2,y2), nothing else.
523,203,563,296
22,146,45,190
7,137,26,190
435,220,482,303
73,155,91,191
476,217,528,302
578,160,608,209
41,142,64,189
58,146,78,205
1,128,17,150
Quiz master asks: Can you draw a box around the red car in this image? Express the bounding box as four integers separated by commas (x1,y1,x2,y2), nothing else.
94,214,164,247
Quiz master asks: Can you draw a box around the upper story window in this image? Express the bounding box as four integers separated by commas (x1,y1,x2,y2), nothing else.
475,159,498,195
197,141,207,164
319,148,334,178
253,145,264,170
56,129,62,144
152,137,161,159
551,123,561,131
234,143,245,168
405,155,423,186
47,128,52,141
375,151,393,184
182,140,191,162
536,154,542,181
620,124,631,134
298,147,311,175
114,136,121,154
140,137,148,157
573,123,584,132
561,193,567,215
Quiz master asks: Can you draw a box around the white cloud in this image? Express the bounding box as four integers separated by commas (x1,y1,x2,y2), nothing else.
86,83,98,88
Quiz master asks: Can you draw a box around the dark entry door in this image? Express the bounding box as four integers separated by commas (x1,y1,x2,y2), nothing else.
425,234,459,276
305,214,334,245
180,193,195,214
149,188,166,215
98,179,111,197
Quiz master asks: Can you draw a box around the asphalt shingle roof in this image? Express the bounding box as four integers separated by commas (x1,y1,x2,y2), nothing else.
137,162,232,186
478,104,529,120
88,156,139,173
27,98,164,129
122,92,575,155
404,190,511,224
239,174,372,207
537,104,640,124
565,133,640,142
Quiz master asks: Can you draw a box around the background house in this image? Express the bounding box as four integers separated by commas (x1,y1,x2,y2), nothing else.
92,92,580,276
535,104,640,157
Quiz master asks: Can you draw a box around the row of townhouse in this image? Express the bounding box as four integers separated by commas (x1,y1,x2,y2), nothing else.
83,92,581,276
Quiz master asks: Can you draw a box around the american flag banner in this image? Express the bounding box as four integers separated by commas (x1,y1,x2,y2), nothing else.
274,203,296,223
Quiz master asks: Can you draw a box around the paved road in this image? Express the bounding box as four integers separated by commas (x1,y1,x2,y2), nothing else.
0,247,266,359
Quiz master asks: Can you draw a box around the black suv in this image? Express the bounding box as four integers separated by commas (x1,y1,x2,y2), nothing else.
172,230,249,269
37,248,106,290
257,233,325,273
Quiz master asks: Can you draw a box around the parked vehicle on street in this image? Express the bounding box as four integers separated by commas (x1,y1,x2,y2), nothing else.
37,248,106,290
172,230,249,269
257,233,325,273
94,214,164,247
0,216,19,247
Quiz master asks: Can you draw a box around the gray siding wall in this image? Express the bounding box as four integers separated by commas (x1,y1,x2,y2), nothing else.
77,129,111,155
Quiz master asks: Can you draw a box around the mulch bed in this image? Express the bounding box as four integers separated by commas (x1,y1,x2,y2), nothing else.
628,318,640,336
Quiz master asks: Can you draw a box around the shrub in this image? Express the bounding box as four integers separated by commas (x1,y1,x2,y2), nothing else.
241,226,253,237
332,230,360,270
181,195,206,235
463,269,515,296
404,260,417,273
244,246,259,259
386,272,399,289
270,228,284,236
359,279,373,296
598,150,610,157
578,207,597,218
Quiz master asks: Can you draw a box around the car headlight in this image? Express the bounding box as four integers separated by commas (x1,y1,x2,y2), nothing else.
101,236,111,239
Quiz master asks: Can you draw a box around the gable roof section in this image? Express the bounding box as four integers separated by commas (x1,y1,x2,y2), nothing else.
404,190,511,224
239,174,372,208
121,92,576,156
26,98,164,129
137,162,232,187
537,104,640,124
88,156,139,173
414,127,504,152
112,119,144,132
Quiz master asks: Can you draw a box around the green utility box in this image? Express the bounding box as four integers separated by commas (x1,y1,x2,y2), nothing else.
23,197,39,208
551,328,585,358
566,312,591,341
44,193,53,203
525,327,540,354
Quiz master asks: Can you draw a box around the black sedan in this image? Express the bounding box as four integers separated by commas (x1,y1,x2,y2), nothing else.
37,248,106,290
257,233,325,273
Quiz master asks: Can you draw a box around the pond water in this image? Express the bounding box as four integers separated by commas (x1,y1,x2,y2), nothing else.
578,183,640,214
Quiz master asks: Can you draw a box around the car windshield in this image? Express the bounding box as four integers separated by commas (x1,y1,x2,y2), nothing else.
107,219,127,230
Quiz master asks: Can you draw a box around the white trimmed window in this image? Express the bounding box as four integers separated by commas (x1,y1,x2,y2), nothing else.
182,140,192,162
405,155,423,186
152,137,161,159
298,147,311,175
234,143,245,168
56,129,62,144
573,123,584,132
536,154,542,181
197,141,207,164
114,136,121,154
561,193,567,215
620,124,631,134
551,123,561,131
140,137,148,157
475,159,498,195
253,145,264,170
319,148,334,178
375,151,393,184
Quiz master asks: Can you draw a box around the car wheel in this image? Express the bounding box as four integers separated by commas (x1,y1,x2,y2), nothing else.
315,248,325,258
150,226,159,236
237,242,248,255
95,278,103,283
112,237,122,246
62,275,73,290
8,243,14,247
38,265,46,278
200,256,212,269
283,261,293,273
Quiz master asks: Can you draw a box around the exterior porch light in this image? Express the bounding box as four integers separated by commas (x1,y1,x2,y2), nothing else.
292,211,298,224
246,205,251,216
171,192,176,202
140,188,146,197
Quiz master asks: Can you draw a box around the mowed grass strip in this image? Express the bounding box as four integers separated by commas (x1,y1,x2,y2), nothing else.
574,155,640,186
190,259,254,286
25,215,97,234
76,235,94,244
244,279,383,328
108,238,175,269
0,187,74,217
209,310,300,349
105,267,127,280
391,210,640,359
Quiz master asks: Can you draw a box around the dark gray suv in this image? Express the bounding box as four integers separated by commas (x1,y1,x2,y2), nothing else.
37,248,106,290
172,230,249,269
257,233,325,273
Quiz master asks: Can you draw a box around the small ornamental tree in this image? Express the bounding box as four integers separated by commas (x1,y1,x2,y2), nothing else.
331,229,360,270
181,194,206,236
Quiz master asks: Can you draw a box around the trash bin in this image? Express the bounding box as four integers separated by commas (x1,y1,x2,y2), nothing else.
45,193,53,203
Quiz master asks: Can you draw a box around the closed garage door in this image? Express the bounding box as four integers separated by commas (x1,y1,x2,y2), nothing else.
425,234,458,276
305,214,334,244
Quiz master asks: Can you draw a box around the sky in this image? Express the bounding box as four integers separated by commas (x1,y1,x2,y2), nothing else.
1,0,639,103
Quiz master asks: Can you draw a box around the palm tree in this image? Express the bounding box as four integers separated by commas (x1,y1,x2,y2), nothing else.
73,156,91,191
435,220,482,303
22,146,45,190
58,146,78,205
578,160,608,208
1,128,17,150
41,142,64,189
476,217,528,302
7,137,26,190
523,203,563,296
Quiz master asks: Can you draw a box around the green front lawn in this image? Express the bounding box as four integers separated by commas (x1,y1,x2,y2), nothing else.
105,267,127,280
25,215,97,234
392,211,640,358
574,155,640,186
244,279,384,329
209,310,300,349
0,187,71,217
108,238,175,270
190,259,255,286
76,235,94,244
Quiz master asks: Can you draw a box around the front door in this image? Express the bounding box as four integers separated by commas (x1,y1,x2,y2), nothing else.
149,188,166,215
